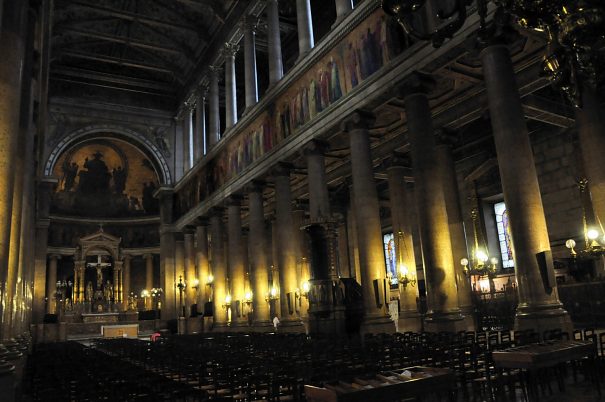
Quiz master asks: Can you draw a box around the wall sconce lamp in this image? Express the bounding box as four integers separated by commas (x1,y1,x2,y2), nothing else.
265,286,279,303
222,294,232,310
191,278,200,291
206,274,214,286
244,291,253,307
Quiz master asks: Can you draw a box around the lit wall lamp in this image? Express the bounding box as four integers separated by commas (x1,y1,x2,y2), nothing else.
244,291,253,307
265,286,279,303
176,275,187,317
222,294,232,310
191,278,200,291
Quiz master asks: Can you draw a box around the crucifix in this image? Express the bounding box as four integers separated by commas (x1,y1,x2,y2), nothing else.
87,255,112,288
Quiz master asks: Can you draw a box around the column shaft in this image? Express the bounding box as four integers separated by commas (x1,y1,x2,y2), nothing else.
224,45,238,129
227,199,246,325
274,172,299,320
342,112,393,332
159,187,176,319
123,256,131,308
435,141,473,312
175,239,185,316
210,212,228,325
46,256,59,314
481,44,569,331
405,91,461,329
296,0,314,57
0,0,27,340
184,231,196,312
183,109,193,171
386,166,419,325
249,186,271,325
195,95,207,157
243,20,258,110
208,67,221,147
195,224,209,307
266,0,283,84
334,0,353,25
305,142,331,220
144,254,154,309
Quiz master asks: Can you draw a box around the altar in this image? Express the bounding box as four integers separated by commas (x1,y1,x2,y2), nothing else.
81,312,120,323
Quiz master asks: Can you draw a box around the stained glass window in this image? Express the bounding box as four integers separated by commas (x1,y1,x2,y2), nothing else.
494,202,514,268
383,233,398,285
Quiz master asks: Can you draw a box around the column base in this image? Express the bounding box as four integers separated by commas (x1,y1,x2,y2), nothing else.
397,311,423,333
360,313,396,336
177,317,187,334
252,320,274,332
186,317,202,334
276,318,306,333
423,310,466,333
514,302,572,334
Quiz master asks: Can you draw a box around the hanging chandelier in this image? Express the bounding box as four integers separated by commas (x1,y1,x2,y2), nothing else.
461,206,499,276
565,178,605,258
381,0,605,106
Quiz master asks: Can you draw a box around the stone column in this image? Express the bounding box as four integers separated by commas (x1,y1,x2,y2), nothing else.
576,87,605,227
227,196,246,326
46,255,59,314
210,208,228,326
113,262,122,306
224,43,239,130
434,133,473,318
248,182,271,327
194,89,207,159
296,0,314,58
184,228,196,314
195,221,210,307
33,186,53,323
481,44,570,331
175,236,185,316
182,106,193,171
385,156,421,332
242,18,258,111
123,255,132,308
0,0,27,340
304,140,331,221
341,111,394,334
402,76,463,332
144,254,154,309
157,187,177,320
208,66,221,147
273,164,301,324
266,0,283,84
75,261,85,304
334,0,353,26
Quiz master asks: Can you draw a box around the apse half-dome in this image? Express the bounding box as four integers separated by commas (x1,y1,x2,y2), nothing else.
51,138,160,217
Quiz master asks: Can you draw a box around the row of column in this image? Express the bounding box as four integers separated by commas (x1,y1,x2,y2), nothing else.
45,253,156,313
176,0,355,176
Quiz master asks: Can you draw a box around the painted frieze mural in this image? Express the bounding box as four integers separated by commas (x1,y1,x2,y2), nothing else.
175,8,408,217
52,138,160,217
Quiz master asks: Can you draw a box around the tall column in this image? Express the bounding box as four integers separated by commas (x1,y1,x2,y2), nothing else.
266,0,283,84
75,261,85,304
0,0,27,341
33,179,54,323
385,156,421,332
576,87,605,227
224,44,239,130
248,182,271,327
46,255,59,314
144,254,154,309
194,89,207,159
175,236,185,316
195,221,209,307
123,255,132,308
296,0,314,58
402,76,463,332
304,140,331,221
434,133,473,316
481,44,570,331
113,262,122,305
182,106,193,171
341,111,394,333
273,164,301,323
242,18,258,111
184,228,196,313
210,208,228,326
208,66,221,147
158,187,177,320
334,0,353,26
227,196,246,326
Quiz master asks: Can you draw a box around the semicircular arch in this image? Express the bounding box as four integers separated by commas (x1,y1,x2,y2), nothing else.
44,125,172,184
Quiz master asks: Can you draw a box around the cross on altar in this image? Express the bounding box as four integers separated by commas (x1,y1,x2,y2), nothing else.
87,255,112,288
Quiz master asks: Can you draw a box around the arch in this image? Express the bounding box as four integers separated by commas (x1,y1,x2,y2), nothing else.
44,124,172,184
